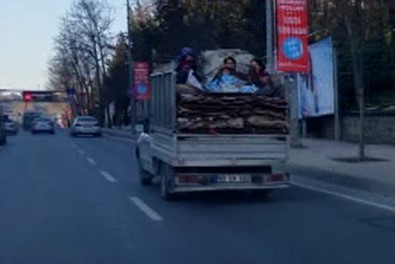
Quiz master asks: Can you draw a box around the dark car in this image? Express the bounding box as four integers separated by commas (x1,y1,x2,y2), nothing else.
23,111,42,130
0,107,6,146
3,116,19,135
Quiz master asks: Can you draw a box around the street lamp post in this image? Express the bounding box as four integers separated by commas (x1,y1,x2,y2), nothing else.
127,0,135,134
266,0,274,74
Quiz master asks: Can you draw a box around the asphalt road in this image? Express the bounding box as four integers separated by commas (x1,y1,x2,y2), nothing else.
1,130,395,264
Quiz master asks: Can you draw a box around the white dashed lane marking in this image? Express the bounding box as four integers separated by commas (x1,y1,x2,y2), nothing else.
86,157,97,165
129,196,164,221
101,171,117,183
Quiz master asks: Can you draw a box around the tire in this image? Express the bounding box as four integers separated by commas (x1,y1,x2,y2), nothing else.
250,189,272,199
0,134,6,146
139,163,153,186
95,133,102,137
136,154,153,185
160,162,177,201
50,130,55,135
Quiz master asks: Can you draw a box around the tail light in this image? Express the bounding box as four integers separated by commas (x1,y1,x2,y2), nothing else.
269,174,285,182
178,175,199,184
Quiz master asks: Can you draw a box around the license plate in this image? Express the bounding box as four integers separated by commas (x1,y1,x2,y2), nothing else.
215,175,251,183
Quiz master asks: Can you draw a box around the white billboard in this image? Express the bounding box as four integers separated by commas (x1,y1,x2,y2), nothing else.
299,37,335,118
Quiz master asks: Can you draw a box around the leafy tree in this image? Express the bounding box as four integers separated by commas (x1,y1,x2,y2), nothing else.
104,35,130,126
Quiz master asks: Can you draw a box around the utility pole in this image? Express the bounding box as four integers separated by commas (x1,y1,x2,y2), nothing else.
268,0,302,147
127,0,135,134
289,74,302,148
333,48,340,141
266,0,274,74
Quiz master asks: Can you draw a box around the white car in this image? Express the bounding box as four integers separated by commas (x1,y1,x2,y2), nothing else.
70,116,101,137
31,117,55,134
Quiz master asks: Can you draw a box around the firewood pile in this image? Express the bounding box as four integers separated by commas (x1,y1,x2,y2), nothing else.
177,93,288,134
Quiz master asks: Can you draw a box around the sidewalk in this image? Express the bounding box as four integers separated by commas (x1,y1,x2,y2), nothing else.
101,126,135,141
288,139,395,194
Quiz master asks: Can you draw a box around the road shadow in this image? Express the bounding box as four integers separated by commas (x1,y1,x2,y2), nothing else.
175,190,275,205
331,156,389,163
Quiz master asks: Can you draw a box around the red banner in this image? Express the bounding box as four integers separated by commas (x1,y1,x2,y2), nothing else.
276,0,310,72
133,62,150,100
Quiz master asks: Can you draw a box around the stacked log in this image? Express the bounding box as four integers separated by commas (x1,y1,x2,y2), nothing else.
177,93,288,134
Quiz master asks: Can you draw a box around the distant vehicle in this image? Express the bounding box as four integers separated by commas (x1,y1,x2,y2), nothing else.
23,111,42,130
0,106,6,146
70,116,101,137
4,116,18,135
31,117,55,135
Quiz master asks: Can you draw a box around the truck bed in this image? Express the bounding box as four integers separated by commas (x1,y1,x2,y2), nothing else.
150,131,288,167
150,72,288,135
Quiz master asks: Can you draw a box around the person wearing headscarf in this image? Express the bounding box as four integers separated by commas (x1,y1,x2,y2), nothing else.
175,47,202,87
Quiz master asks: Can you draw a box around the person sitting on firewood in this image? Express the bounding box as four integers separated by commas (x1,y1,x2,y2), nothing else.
175,47,204,93
243,58,279,97
207,57,248,92
213,57,248,81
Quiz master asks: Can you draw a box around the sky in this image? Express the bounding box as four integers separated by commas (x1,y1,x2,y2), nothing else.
0,0,128,91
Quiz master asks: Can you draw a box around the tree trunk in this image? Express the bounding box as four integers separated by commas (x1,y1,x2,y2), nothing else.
345,15,366,160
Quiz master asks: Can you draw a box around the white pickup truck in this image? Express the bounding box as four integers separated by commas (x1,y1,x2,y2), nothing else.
135,71,290,200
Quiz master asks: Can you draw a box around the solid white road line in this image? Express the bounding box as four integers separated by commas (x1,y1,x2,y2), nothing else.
293,181,395,214
77,149,85,155
86,157,97,165
72,144,78,149
129,196,164,221
100,171,117,183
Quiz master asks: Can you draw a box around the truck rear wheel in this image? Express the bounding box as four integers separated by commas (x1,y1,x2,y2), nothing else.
139,168,152,186
160,163,177,201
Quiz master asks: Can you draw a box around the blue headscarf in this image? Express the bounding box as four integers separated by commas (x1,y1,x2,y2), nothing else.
177,47,195,63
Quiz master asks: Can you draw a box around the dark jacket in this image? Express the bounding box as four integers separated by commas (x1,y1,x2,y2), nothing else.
250,71,280,97
176,68,202,85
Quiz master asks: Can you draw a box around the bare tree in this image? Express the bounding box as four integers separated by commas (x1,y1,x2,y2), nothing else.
48,0,114,125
